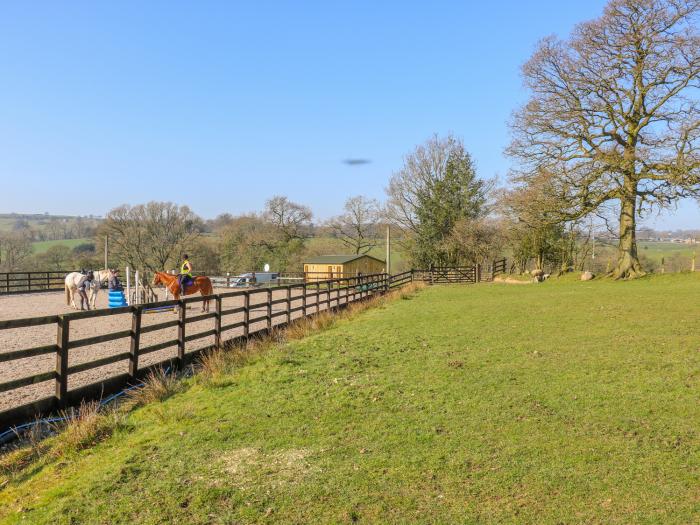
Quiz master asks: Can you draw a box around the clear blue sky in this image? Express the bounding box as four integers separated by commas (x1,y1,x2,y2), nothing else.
1,1,698,229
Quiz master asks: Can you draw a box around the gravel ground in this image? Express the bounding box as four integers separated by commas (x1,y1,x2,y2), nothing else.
0,285,352,413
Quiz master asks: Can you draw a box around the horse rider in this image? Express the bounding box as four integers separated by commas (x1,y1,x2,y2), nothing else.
108,269,123,291
77,270,94,310
178,254,193,295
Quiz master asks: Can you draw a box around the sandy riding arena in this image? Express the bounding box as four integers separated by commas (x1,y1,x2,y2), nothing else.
0,286,333,413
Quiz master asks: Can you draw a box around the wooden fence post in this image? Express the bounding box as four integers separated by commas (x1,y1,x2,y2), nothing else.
267,288,273,333
177,301,186,368
215,296,222,348
243,291,250,341
286,285,291,324
302,283,307,317
327,281,332,310
476,263,481,283
55,316,69,408
129,306,141,379
316,282,320,314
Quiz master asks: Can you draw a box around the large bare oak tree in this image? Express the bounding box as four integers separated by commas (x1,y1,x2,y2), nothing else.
328,196,381,254
508,0,700,278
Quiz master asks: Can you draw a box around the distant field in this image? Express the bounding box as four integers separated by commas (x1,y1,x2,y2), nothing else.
637,241,697,263
0,214,101,235
31,239,93,254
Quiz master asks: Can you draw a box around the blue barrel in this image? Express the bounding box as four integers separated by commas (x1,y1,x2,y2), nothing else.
108,290,128,308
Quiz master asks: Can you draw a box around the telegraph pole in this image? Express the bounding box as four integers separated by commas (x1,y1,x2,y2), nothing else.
386,225,391,275
104,235,109,269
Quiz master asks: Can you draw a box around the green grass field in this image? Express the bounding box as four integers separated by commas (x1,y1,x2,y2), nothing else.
1,275,699,523
637,241,697,263
31,239,93,254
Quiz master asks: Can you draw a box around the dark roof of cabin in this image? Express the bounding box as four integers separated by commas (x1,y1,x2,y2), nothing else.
303,254,385,265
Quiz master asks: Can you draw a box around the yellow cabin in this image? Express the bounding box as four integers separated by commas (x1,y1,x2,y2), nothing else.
303,254,386,281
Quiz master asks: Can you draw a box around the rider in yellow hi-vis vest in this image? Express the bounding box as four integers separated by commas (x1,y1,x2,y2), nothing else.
178,254,193,294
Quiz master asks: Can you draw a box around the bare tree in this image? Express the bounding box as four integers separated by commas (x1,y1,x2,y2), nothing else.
329,196,381,254
257,196,313,270
42,245,72,270
99,202,203,274
443,218,505,267
0,232,32,270
263,196,313,243
219,215,272,272
508,0,700,278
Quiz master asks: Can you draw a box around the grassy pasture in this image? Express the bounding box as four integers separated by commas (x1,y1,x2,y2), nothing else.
31,239,93,254
1,275,699,523
637,241,697,264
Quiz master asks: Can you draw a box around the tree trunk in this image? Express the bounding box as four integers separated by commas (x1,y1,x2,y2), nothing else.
535,252,544,271
612,187,645,279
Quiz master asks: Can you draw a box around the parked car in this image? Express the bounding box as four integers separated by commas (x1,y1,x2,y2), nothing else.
228,272,280,287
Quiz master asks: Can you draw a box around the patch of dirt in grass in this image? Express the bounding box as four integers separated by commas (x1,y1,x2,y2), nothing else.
493,276,532,285
222,447,316,488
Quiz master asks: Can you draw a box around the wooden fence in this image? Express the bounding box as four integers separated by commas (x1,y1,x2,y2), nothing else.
0,272,402,428
492,257,507,278
0,271,71,295
1,270,408,295
413,258,507,284
0,262,505,296
0,261,507,429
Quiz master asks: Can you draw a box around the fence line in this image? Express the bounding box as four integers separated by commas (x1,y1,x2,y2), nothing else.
1,270,417,295
0,272,398,428
412,258,507,284
0,260,506,295
0,259,506,429
0,271,72,295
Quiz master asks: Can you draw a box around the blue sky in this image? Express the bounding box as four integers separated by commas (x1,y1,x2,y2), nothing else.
1,1,698,228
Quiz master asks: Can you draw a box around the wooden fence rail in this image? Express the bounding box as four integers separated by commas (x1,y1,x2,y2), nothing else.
0,261,506,429
0,272,395,428
0,271,73,295
412,258,507,285
2,270,404,295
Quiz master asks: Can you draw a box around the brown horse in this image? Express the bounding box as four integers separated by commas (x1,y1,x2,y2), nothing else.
152,272,214,312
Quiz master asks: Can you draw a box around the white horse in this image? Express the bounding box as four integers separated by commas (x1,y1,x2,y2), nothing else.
64,269,115,310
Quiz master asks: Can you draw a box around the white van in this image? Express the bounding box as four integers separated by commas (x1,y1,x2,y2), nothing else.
228,272,280,287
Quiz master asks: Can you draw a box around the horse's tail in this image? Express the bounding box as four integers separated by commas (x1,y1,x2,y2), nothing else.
65,284,71,305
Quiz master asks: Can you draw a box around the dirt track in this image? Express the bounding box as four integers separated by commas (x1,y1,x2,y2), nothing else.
0,285,343,412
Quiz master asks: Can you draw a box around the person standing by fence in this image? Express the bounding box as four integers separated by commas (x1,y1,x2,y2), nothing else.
77,271,94,310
